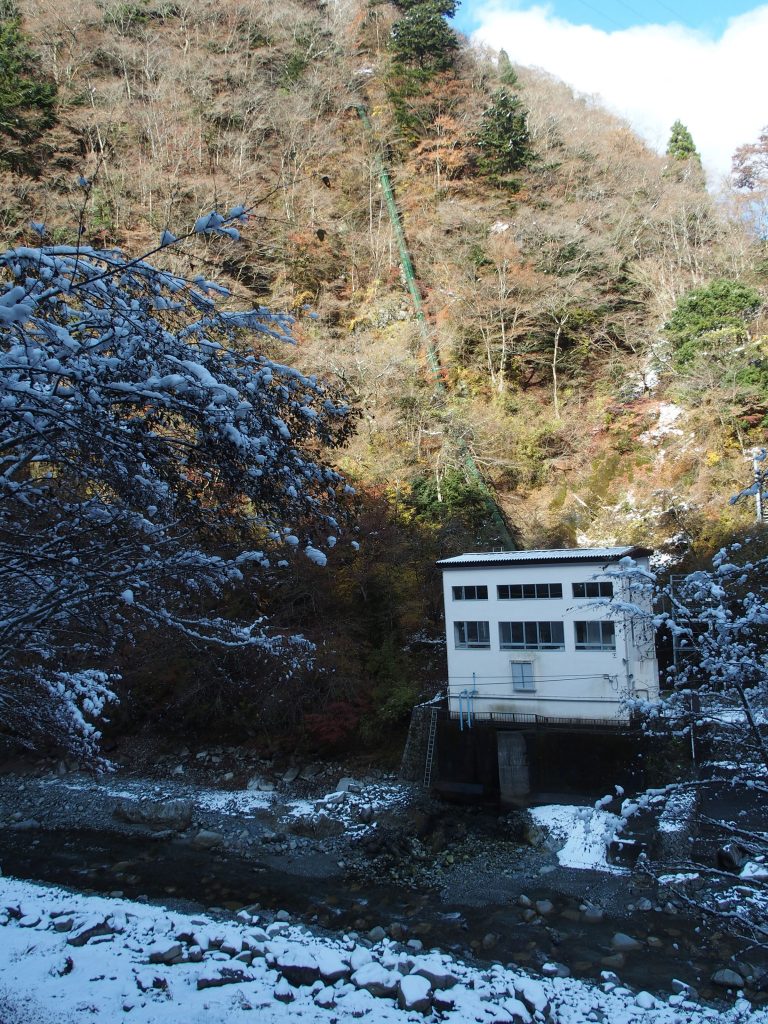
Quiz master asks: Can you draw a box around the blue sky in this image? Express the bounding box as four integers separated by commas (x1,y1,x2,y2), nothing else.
456,2,768,182
454,0,762,36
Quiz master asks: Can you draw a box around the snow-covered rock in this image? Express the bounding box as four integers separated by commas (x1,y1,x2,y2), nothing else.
352,961,399,996
397,973,432,1013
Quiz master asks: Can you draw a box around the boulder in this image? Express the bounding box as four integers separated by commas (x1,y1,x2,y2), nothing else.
274,977,296,1002
314,985,336,1009
500,998,532,1024
191,829,224,849
582,905,604,924
717,842,750,873
352,962,399,997
148,941,183,965
711,968,744,989
349,947,373,972
611,932,642,952
412,955,458,990
397,974,432,1014
635,991,657,1009
336,777,363,794
197,968,255,990
514,978,549,1016
671,979,698,1000
315,948,350,984
67,915,118,947
276,949,320,987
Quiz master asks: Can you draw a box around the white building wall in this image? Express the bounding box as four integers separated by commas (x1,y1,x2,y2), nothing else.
441,557,658,723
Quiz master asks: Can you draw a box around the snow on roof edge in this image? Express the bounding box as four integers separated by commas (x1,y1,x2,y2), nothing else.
436,545,653,568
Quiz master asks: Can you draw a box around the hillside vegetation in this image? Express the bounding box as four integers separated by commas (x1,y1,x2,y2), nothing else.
2,0,767,751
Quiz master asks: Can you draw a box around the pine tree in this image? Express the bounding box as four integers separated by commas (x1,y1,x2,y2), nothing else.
498,49,519,86
390,1,459,74
474,89,532,178
394,0,458,16
666,120,700,162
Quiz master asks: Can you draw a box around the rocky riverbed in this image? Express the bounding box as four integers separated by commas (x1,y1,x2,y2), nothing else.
0,742,765,1008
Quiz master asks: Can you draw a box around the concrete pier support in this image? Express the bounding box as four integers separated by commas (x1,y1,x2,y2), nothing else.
497,731,530,803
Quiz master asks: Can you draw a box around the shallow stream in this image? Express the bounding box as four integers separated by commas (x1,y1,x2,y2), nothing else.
0,823,759,1003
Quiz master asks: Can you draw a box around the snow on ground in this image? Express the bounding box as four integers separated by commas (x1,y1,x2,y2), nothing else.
39,774,410,834
1,876,765,1024
280,781,411,837
530,805,625,872
194,789,277,815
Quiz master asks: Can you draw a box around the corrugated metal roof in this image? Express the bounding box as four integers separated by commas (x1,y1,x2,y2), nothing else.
436,545,652,569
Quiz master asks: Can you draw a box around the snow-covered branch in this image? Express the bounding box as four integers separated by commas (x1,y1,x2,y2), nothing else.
0,225,356,762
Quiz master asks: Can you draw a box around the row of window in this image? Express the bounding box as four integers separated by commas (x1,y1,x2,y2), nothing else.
454,619,616,652
452,581,613,601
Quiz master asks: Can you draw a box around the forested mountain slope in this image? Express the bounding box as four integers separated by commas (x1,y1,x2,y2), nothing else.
2,0,766,748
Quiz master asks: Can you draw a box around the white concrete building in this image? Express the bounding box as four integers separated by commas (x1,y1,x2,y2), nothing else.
437,546,659,725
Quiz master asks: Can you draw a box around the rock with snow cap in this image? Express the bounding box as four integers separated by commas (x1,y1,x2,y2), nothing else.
147,940,183,964
67,915,118,947
337,987,378,1018
433,988,457,1012
499,997,532,1023
314,985,337,1008
349,946,373,971
671,978,698,999
196,966,255,990
273,976,295,1002
513,977,550,1016
397,974,432,1013
135,970,168,992
411,953,459,990
352,960,399,997
314,946,351,983
635,990,659,1009
276,946,320,987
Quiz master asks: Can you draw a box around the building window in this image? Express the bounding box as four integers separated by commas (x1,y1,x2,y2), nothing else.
452,584,488,600
497,583,563,599
574,620,616,650
499,621,565,650
573,581,613,598
511,662,535,691
454,621,491,649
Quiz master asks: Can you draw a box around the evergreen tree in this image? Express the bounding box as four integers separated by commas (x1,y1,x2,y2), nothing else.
665,278,762,365
0,2,56,158
393,0,458,16
666,120,700,162
498,49,519,86
474,88,532,177
390,1,459,74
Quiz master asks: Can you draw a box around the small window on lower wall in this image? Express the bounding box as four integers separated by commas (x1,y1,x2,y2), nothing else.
454,621,491,649
511,662,535,691
574,620,616,651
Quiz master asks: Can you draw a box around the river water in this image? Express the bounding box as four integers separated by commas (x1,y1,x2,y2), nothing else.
1,822,760,1003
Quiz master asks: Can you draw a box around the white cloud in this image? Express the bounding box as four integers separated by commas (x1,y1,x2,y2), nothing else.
470,3,768,185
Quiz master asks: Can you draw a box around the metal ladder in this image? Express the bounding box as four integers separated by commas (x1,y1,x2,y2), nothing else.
423,706,439,788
